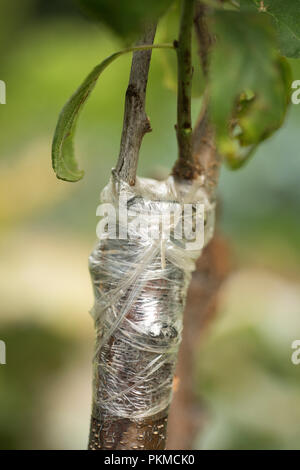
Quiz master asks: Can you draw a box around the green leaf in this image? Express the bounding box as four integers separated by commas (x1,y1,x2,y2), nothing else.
239,0,257,11
52,51,122,182
77,0,175,40
263,0,300,58
52,44,174,182
240,0,300,58
272,18,300,59
209,11,291,169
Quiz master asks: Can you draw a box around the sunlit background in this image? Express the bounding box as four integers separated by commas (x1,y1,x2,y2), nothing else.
1,0,300,450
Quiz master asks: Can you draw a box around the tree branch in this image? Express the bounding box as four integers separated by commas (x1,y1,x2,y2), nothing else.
168,4,225,449
115,25,157,185
194,1,212,78
192,2,220,196
167,234,231,449
173,0,197,180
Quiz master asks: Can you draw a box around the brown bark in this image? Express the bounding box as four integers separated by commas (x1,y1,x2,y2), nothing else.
115,26,156,186
89,413,168,450
167,233,231,450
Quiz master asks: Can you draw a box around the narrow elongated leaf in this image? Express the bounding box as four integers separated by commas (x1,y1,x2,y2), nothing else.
52,51,124,182
209,11,291,169
52,44,173,182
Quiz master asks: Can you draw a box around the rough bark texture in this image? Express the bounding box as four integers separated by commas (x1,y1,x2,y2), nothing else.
193,108,220,197
115,26,156,186
192,1,220,195
89,412,168,450
166,233,231,449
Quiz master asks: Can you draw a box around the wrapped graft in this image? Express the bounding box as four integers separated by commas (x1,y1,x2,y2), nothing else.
88,174,215,450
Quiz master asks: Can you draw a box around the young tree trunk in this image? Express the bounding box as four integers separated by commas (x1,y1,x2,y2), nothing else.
88,1,219,451
88,26,172,451
167,233,231,449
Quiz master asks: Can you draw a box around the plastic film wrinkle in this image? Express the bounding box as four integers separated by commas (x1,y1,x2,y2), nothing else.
89,175,215,420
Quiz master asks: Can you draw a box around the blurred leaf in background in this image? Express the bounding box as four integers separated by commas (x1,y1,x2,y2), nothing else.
0,323,76,449
196,269,300,450
240,0,300,59
209,10,291,169
1,0,300,452
77,0,175,41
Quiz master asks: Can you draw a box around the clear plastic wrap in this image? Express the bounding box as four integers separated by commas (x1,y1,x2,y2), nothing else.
89,174,215,422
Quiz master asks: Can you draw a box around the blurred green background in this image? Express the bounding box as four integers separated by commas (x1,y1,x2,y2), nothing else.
1,0,300,450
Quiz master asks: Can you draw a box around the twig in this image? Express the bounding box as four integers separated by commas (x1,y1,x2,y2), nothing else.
168,4,224,449
192,2,220,196
173,0,197,180
115,26,157,185
194,1,212,77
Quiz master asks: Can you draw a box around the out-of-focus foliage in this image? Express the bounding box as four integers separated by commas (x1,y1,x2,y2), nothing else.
209,11,291,169
240,0,300,58
0,0,35,52
0,323,76,449
77,0,175,40
1,0,300,451
52,0,297,175
196,267,300,449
